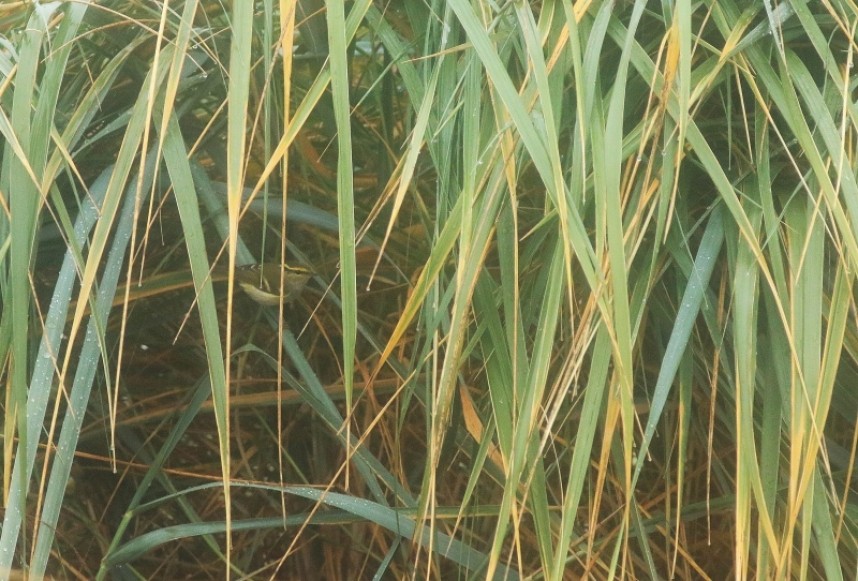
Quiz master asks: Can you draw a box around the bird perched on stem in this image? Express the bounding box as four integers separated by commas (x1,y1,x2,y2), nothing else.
231,263,312,306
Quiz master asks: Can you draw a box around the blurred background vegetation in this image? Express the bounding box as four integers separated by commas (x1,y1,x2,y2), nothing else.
0,0,856,579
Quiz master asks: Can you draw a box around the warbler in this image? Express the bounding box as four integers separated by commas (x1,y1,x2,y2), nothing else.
231,263,312,306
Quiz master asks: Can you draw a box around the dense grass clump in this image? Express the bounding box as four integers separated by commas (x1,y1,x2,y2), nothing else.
0,1,856,579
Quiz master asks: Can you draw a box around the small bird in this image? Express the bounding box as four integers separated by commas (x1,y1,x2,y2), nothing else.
231,263,312,306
